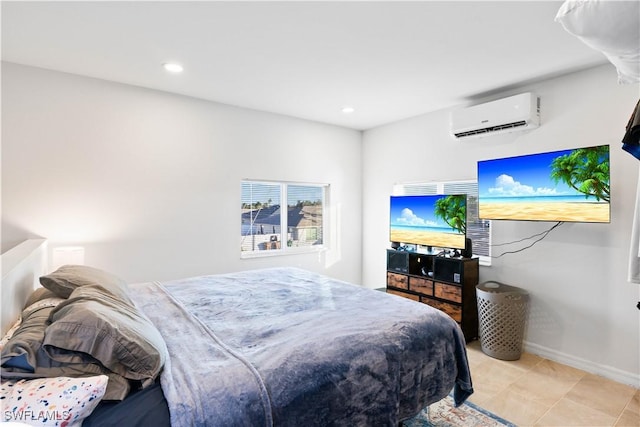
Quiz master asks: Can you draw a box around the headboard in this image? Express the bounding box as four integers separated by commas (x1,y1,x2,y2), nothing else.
1,239,48,334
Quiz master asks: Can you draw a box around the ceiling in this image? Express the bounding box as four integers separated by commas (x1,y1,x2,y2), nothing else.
1,1,608,130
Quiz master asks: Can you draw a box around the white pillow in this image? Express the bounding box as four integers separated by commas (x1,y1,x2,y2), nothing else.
0,317,22,352
0,375,108,426
555,0,640,84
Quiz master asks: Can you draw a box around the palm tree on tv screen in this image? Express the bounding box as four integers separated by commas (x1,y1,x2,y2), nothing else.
434,195,466,234
550,145,610,202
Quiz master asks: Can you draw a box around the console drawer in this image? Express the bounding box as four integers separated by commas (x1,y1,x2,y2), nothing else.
421,297,462,322
387,272,408,290
434,282,462,303
409,276,433,295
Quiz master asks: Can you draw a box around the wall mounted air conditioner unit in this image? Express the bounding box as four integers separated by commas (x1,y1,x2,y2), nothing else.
451,92,540,139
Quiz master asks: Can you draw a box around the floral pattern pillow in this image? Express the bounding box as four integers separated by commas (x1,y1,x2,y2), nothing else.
0,375,108,426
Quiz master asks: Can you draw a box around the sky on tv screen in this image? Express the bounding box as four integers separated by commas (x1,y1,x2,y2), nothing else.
478,147,607,202
390,195,459,231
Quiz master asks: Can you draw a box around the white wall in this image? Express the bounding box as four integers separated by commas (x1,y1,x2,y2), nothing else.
362,64,640,386
1,62,363,285
4,61,639,386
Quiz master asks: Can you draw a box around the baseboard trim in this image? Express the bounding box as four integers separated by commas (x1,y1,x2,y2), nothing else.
523,341,640,388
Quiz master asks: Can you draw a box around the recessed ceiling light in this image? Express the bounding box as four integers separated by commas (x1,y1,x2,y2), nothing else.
341,106,355,114
163,62,184,73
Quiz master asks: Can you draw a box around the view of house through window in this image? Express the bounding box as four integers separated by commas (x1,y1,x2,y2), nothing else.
241,181,326,255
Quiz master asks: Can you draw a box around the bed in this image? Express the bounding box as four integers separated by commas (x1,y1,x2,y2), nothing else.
1,239,473,426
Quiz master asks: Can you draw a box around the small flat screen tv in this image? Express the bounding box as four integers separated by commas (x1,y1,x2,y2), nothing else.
389,194,467,249
477,144,610,222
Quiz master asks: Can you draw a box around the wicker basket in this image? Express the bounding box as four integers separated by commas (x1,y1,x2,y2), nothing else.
476,281,529,361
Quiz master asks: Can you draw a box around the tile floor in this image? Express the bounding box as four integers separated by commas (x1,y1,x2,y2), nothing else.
465,341,640,426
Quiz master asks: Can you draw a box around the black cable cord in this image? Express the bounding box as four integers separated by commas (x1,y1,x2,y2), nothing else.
487,222,638,309
490,222,563,247
491,222,564,258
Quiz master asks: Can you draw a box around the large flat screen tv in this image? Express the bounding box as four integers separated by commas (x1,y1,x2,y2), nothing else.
477,144,610,222
389,194,467,249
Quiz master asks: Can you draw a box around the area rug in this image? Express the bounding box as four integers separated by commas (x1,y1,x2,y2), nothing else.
402,396,517,427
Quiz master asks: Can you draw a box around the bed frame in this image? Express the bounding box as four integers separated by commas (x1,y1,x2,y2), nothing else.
1,239,48,334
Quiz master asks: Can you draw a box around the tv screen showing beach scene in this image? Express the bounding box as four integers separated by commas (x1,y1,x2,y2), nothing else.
477,144,610,222
389,194,467,249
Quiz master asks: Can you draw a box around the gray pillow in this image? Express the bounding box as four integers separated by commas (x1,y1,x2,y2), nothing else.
1,300,61,371
23,287,59,309
44,284,168,388
39,264,132,301
1,356,131,401
1,298,131,400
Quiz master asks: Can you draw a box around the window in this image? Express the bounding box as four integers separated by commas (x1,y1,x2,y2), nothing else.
393,180,492,266
241,180,327,256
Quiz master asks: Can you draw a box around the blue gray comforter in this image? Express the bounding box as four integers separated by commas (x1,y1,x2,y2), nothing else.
130,267,473,427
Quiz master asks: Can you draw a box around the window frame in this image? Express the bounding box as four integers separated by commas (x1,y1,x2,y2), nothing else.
241,179,328,258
